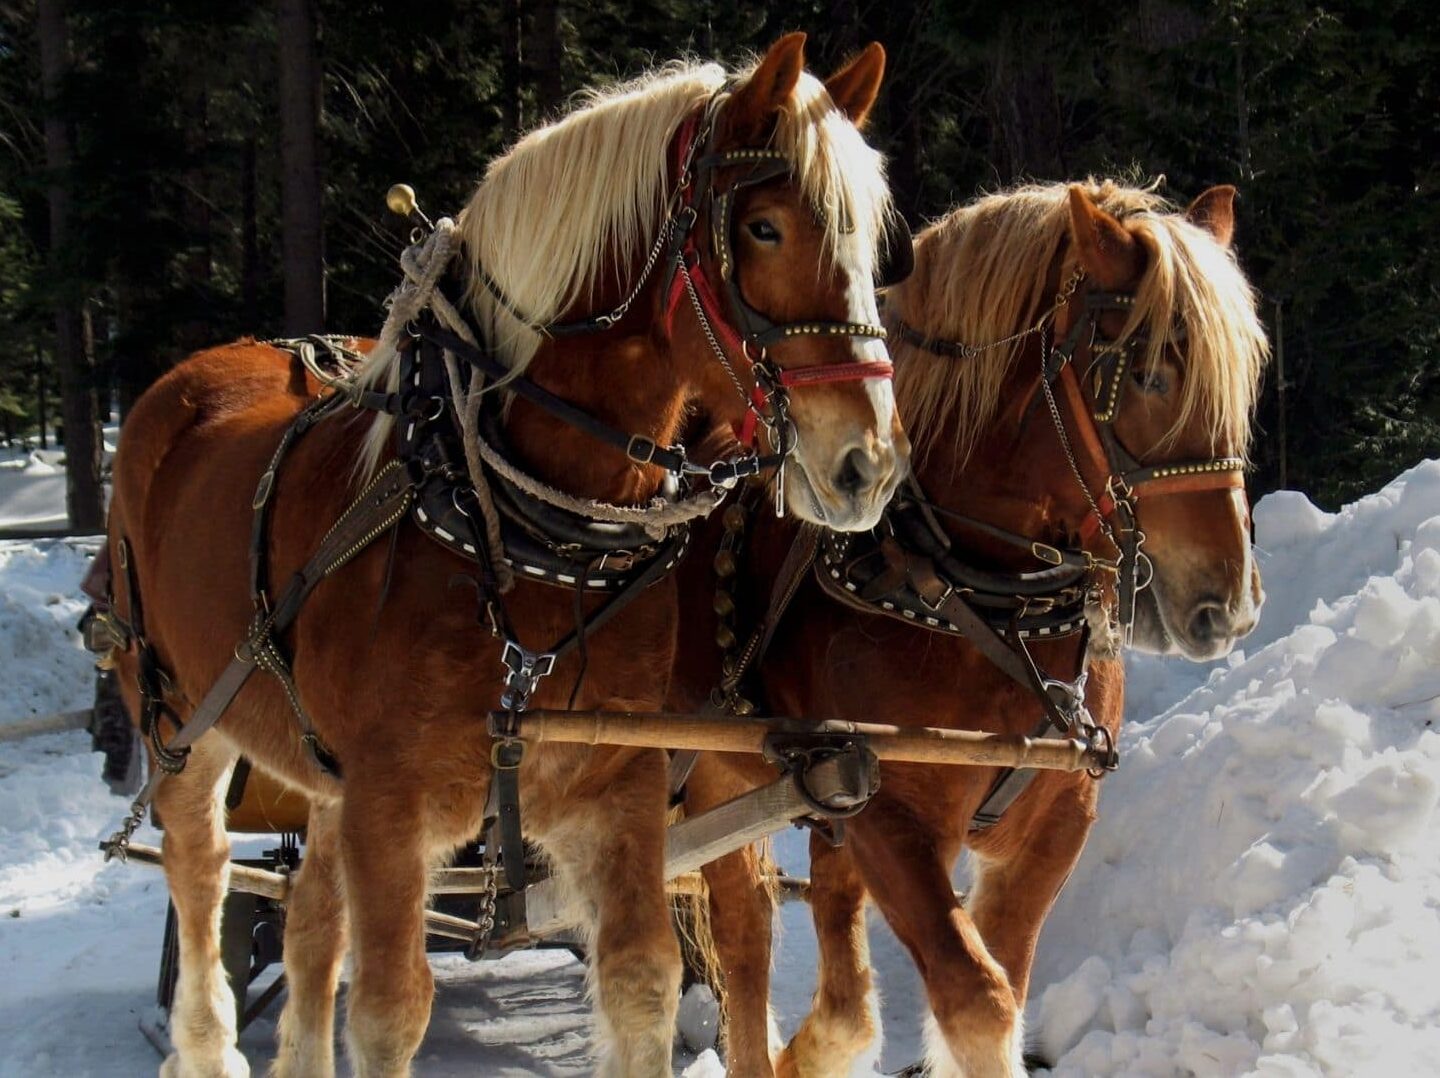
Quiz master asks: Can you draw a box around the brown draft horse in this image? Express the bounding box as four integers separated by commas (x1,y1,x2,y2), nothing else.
679,180,1270,1076
105,35,908,1078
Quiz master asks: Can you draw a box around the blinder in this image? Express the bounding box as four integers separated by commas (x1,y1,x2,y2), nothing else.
876,213,914,289
1050,289,1239,499
672,112,892,354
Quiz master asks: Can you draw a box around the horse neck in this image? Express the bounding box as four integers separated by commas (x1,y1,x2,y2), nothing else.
499,282,684,505
912,340,1094,570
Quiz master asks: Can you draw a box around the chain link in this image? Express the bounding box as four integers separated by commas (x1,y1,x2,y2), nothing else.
680,260,751,404
589,216,676,330
929,266,1087,359
469,865,499,956
100,800,148,862
1040,360,1121,558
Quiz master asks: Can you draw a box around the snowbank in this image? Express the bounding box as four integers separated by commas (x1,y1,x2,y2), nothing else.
0,539,98,726
1031,461,1440,1075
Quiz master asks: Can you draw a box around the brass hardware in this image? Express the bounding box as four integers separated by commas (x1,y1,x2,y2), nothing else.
386,183,418,218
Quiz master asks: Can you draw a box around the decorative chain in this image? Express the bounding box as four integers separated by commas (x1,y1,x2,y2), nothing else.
916,266,1086,360
587,216,675,330
679,259,751,406
1040,360,1121,558
709,500,757,716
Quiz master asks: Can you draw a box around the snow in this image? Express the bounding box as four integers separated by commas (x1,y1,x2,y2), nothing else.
0,427,116,533
1030,460,1440,1076
3,461,1440,1074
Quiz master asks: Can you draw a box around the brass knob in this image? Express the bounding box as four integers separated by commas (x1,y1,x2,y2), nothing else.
385,183,433,233
386,183,418,218
712,549,737,577
713,590,735,617
715,624,737,650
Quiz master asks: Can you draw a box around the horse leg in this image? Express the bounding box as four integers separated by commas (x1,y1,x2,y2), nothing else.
155,738,250,1078
966,781,1099,1010
847,808,1023,1078
271,799,347,1078
577,750,683,1078
776,834,878,1078
339,785,432,1078
689,761,777,1076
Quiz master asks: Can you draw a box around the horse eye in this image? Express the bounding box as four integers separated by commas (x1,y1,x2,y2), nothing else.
746,219,781,244
1131,366,1171,395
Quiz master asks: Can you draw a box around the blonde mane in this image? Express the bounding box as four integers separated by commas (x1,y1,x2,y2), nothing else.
890,179,1270,467
353,56,890,476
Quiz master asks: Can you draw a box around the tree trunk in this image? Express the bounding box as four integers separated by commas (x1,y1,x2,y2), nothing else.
527,0,562,121
500,0,524,142
988,17,1064,183
37,0,104,531
177,79,214,355
277,0,325,335
36,348,48,451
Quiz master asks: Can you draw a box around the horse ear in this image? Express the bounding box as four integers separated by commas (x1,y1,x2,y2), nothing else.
1067,185,1143,290
825,42,886,128
1186,184,1236,247
727,32,807,140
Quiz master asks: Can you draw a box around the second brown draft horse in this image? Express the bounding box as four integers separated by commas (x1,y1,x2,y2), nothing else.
680,179,1270,1076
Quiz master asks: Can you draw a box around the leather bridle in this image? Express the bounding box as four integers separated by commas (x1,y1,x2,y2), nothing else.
659,96,895,464
1034,285,1247,638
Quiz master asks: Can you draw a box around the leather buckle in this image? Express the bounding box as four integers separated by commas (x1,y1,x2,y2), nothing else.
593,550,637,574
626,435,659,465
1031,542,1064,566
916,579,955,613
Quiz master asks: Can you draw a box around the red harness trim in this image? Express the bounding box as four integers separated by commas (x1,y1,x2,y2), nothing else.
733,359,895,447
660,110,895,452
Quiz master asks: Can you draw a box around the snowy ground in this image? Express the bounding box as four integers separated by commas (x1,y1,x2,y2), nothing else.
0,427,116,533
3,462,1439,1075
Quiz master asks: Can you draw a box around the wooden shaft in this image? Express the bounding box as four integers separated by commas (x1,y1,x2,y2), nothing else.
665,776,811,879
124,843,706,904
518,710,1099,772
0,709,92,743
124,843,292,901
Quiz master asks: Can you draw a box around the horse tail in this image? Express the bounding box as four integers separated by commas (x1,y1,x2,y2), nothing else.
670,803,723,1000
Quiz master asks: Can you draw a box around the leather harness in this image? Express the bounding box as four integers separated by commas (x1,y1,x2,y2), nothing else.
691,278,1248,832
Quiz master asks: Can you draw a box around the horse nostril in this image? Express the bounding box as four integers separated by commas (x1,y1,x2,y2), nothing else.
1188,598,1230,645
835,447,874,497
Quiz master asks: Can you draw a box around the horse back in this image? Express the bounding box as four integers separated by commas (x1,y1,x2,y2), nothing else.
107,340,352,759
